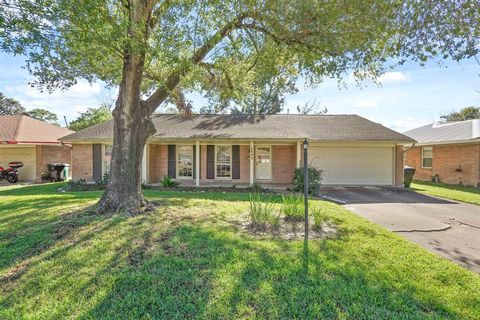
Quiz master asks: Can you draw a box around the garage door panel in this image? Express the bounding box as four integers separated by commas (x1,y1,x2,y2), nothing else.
309,147,393,185
0,147,36,181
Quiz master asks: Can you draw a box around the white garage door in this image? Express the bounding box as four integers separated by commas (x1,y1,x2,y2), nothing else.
0,147,36,181
309,146,394,185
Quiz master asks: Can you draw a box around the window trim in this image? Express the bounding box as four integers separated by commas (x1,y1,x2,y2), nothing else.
215,145,232,180
176,144,194,179
421,146,433,168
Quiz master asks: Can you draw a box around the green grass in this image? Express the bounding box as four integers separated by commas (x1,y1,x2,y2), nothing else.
411,180,480,205
0,184,479,319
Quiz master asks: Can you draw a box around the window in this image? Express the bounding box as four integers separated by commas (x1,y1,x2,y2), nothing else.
177,145,193,178
104,144,113,174
216,145,231,178
422,146,433,168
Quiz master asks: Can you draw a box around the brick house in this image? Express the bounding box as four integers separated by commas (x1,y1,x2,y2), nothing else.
404,120,480,187
0,115,73,181
61,114,412,187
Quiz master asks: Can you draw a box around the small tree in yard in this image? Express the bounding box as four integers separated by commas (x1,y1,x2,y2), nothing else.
1,1,478,214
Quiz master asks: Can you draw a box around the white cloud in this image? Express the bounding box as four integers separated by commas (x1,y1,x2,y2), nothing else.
380,117,430,133
6,80,101,99
353,100,379,109
378,72,410,83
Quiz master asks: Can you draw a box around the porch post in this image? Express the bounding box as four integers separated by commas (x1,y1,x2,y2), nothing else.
249,141,254,185
195,141,200,186
141,144,147,183
296,141,301,167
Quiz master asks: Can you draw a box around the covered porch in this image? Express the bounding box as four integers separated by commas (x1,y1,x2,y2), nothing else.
144,139,303,188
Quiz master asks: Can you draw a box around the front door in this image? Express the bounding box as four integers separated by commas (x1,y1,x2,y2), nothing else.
255,146,272,180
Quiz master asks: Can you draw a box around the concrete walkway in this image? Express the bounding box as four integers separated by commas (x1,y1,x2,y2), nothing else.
320,187,480,273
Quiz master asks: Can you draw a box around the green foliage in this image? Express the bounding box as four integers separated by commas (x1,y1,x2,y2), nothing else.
247,182,266,193
311,205,323,230
69,105,112,131
293,166,323,195
440,106,479,121
0,92,25,115
95,172,109,189
281,194,304,222
26,108,58,124
412,180,480,205
249,193,279,230
1,1,478,105
0,186,480,318
159,175,180,188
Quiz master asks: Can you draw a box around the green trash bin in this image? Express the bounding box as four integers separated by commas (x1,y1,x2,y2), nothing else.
403,166,415,188
63,164,70,181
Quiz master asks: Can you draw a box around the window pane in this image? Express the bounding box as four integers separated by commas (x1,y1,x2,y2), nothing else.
216,146,231,178
423,158,433,168
178,145,193,177
104,145,112,174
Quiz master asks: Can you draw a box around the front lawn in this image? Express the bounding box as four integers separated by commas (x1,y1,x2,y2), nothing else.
411,180,480,205
1,184,479,319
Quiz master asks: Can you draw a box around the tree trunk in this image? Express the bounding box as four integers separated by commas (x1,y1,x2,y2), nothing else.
96,50,155,215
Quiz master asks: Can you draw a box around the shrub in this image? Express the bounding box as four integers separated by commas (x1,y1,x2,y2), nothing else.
249,193,280,230
311,206,323,230
95,172,109,189
292,166,323,195
281,194,304,222
248,182,265,193
160,175,180,187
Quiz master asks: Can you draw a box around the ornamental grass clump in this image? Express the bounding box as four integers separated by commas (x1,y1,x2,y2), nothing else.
311,206,323,230
281,194,304,222
249,193,280,230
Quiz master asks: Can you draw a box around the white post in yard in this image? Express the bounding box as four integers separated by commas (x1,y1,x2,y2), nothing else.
141,145,147,183
296,141,301,167
196,141,200,186
250,141,254,185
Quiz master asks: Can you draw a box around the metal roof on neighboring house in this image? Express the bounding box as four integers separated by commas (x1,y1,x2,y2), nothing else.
403,119,480,144
60,114,414,143
0,115,74,144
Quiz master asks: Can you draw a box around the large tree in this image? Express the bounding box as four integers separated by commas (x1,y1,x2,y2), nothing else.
441,106,480,121
1,1,478,214
69,104,113,131
27,108,59,123
0,92,25,115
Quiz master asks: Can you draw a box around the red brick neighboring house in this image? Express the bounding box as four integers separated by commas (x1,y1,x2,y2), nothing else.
0,115,73,182
61,114,412,188
404,120,480,187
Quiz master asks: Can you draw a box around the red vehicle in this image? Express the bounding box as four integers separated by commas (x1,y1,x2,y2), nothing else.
0,162,23,183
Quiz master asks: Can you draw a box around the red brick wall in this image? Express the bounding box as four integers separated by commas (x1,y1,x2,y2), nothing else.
72,144,93,181
405,144,480,186
148,144,168,183
395,145,404,186
35,145,72,181
272,145,296,184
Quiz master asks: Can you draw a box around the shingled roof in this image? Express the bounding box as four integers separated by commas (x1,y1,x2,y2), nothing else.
61,114,414,142
404,120,480,144
0,115,74,144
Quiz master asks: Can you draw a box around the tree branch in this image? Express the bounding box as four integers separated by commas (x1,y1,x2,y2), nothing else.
144,12,254,112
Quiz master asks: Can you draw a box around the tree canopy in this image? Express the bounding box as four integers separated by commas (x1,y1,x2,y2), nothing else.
2,1,478,106
0,92,25,115
69,105,113,131
26,108,59,123
441,106,480,121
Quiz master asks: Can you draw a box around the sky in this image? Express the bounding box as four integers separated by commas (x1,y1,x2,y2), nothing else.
0,51,478,133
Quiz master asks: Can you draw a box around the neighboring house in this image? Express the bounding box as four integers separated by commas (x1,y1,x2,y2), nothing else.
60,114,413,187
0,115,73,182
404,119,480,187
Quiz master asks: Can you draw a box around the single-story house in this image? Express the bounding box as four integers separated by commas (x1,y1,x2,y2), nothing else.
404,119,480,186
0,115,73,182
60,114,413,187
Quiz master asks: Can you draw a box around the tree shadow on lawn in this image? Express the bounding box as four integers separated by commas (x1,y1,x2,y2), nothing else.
77,226,465,319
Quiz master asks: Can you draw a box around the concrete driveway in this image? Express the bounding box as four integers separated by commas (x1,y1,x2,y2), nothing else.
320,187,480,273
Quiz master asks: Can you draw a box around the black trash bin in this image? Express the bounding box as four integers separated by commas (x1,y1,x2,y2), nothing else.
47,163,66,182
403,166,416,188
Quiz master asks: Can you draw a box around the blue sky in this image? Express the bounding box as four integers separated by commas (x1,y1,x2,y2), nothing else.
0,51,478,132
